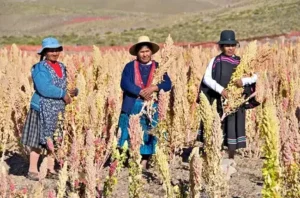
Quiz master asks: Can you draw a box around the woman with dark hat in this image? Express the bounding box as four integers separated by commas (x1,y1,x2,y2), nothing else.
21,37,78,180
199,30,259,160
118,36,172,168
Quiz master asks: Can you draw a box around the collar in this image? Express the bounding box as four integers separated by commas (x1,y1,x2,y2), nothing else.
137,60,152,65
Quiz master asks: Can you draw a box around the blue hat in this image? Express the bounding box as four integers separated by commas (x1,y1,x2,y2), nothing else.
37,37,63,55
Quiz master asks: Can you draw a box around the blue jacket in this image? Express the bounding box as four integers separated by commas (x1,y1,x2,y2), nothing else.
121,60,172,113
30,61,67,111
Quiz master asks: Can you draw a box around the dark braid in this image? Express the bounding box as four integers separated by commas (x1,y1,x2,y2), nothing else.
39,49,46,61
39,54,45,62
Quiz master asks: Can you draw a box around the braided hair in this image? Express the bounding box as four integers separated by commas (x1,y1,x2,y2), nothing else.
39,49,46,62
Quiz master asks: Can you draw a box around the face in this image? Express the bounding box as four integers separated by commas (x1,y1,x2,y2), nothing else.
222,44,237,56
137,46,152,64
45,48,61,62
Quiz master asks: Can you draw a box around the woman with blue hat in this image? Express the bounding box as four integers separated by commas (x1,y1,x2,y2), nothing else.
21,37,78,180
198,30,259,160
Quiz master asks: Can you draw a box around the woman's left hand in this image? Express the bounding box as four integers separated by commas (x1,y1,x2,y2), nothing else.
235,79,243,88
69,88,79,97
63,94,72,104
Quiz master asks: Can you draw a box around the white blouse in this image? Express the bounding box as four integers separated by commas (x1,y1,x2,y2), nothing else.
203,57,258,94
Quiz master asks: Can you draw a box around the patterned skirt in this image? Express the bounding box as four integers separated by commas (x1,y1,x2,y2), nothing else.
118,99,158,155
197,99,246,151
223,107,246,151
21,109,43,149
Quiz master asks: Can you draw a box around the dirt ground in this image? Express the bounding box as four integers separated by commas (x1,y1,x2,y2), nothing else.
4,150,263,198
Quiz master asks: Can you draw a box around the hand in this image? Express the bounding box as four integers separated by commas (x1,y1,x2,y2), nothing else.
140,89,153,101
139,92,152,101
235,79,243,88
63,93,72,104
69,88,79,97
139,85,158,101
221,89,228,99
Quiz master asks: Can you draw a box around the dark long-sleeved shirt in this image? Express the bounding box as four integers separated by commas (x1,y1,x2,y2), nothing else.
120,60,172,113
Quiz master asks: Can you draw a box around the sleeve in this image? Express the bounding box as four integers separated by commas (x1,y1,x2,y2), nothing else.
157,72,172,92
242,73,258,86
32,66,66,99
203,58,224,94
120,64,142,96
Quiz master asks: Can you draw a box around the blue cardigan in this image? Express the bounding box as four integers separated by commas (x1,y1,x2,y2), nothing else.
30,61,67,111
121,60,172,113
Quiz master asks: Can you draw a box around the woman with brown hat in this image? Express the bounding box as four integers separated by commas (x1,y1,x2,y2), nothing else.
21,37,78,180
118,36,172,168
198,30,259,160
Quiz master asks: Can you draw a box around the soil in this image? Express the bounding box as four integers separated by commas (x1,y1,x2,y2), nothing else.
3,151,263,198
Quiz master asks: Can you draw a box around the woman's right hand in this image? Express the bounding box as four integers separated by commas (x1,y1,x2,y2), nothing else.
139,89,152,101
63,93,72,104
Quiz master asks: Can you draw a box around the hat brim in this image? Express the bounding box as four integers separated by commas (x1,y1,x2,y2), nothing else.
217,40,239,45
129,42,160,56
37,45,63,55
